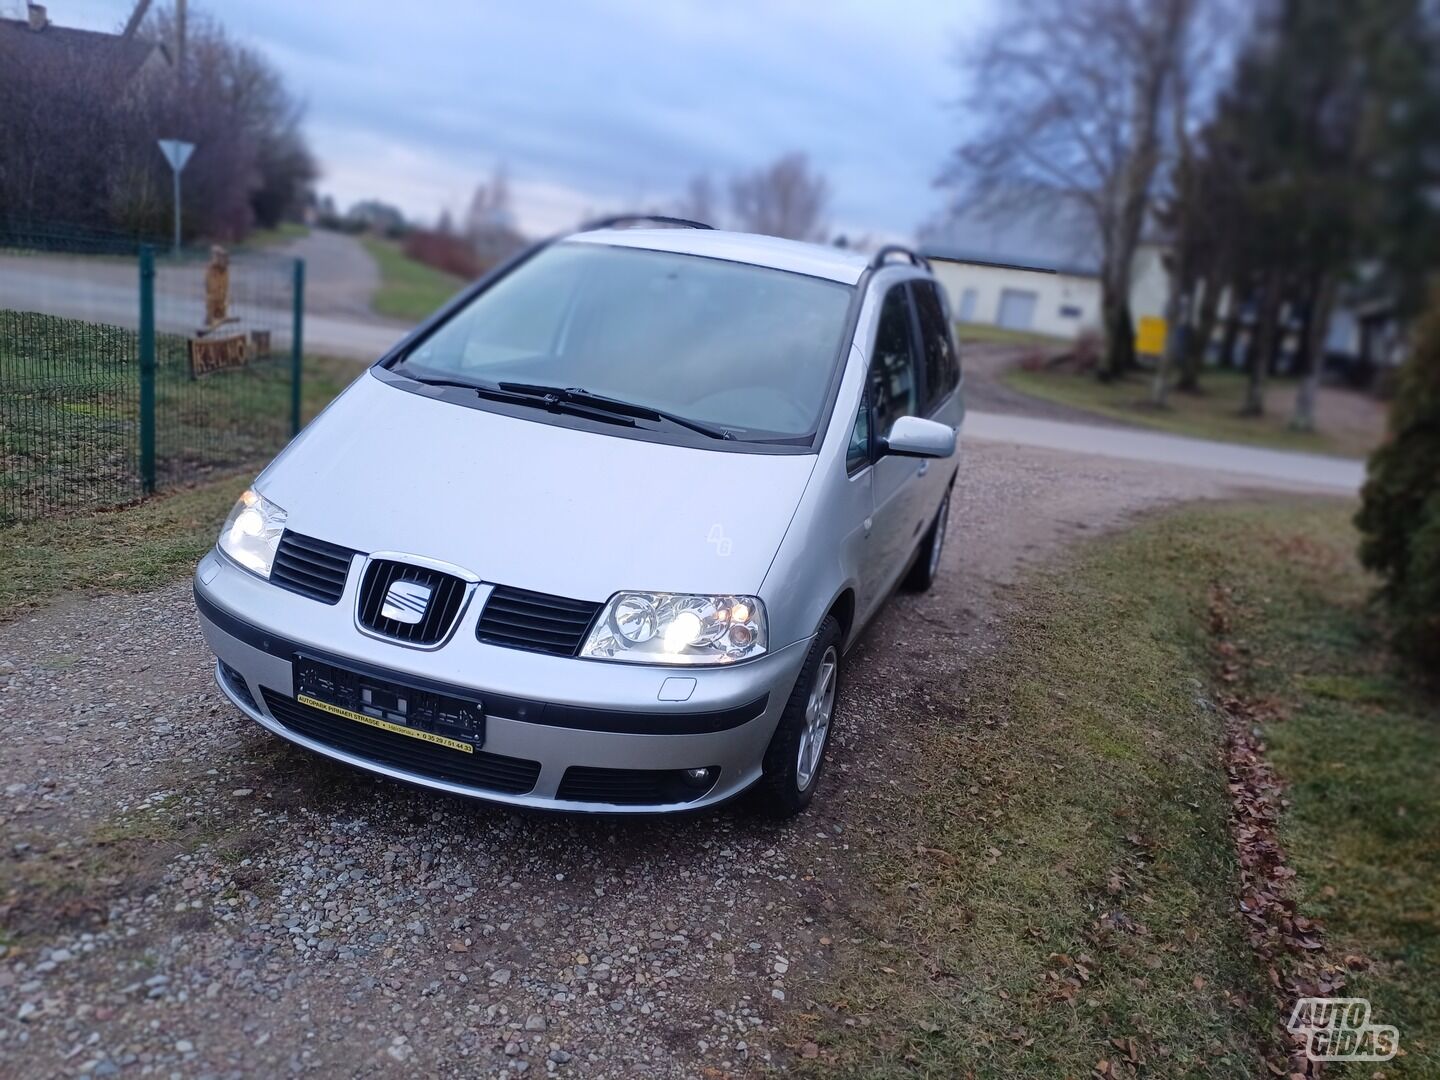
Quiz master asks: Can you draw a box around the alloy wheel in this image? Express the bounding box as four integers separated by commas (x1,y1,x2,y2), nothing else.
795,645,838,791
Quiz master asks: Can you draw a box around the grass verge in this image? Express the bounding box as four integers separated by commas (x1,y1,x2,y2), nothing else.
0,354,360,621
1002,367,1381,458
1222,515,1438,1076
793,500,1435,1077
359,236,466,322
955,321,1069,348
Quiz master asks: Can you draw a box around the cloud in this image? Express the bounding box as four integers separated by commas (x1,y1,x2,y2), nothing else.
59,0,979,238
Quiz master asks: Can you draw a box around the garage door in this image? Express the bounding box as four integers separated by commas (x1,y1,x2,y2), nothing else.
996,289,1038,331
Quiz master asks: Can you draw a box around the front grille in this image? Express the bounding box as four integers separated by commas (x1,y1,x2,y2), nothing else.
556,766,717,806
475,585,602,656
218,660,258,711
270,531,358,604
357,560,469,646
261,689,541,795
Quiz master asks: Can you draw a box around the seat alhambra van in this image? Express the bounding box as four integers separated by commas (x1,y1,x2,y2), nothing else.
194,217,963,816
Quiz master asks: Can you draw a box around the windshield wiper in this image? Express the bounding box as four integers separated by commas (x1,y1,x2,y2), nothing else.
393,365,637,428
497,382,735,441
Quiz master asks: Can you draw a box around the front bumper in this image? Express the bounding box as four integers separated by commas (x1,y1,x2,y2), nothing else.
193,550,809,813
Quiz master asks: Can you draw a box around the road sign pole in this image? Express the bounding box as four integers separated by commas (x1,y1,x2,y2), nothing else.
156,139,195,257
172,167,181,256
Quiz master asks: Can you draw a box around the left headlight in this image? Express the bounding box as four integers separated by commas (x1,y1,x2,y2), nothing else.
580,592,767,665
217,488,287,578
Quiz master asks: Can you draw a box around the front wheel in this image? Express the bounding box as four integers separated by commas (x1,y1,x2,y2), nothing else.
903,491,950,593
756,616,842,818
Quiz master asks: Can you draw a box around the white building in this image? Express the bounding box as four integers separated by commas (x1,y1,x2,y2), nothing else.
921,243,1171,345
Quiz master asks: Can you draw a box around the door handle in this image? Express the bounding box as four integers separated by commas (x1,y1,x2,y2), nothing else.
917,461,929,477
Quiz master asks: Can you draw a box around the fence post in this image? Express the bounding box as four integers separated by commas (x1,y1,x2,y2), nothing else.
139,244,156,494
291,257,305,436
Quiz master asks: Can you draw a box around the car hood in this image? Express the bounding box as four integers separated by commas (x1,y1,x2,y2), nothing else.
256,372,817,599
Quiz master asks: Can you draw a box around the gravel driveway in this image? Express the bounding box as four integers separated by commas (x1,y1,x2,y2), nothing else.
0,441,1249,1079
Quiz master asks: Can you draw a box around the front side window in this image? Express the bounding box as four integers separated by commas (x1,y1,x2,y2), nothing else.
913,281,959,412
846,393,871,473
868,286,917,442
396,242,853,442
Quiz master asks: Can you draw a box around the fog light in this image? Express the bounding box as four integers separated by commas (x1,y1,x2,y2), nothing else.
684,767,714,783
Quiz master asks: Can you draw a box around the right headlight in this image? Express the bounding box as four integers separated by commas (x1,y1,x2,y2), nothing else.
580,591,767,665
217,488,287,578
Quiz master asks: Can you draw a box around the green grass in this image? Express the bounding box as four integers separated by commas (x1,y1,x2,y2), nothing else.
1003,366,1377,458
243,222,309,250
1223,523,1439,1077
0,470,256,622
359,236,466,322
793,500,1436,1077
0,353,360,619
955,321,1068,347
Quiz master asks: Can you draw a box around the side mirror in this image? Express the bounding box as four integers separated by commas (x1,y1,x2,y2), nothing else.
881,415,955,459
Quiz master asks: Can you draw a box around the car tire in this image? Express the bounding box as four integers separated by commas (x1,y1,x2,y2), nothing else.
756,615,843,819
903,491,950,593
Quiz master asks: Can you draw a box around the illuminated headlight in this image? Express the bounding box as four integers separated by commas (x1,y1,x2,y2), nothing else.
217,488,287,578
580,592,767,665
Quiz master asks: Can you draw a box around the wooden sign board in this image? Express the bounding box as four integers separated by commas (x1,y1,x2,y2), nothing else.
187,330,274,378
189,334,249,377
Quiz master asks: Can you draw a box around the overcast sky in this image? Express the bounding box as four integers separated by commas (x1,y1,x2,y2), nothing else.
43,1,990,240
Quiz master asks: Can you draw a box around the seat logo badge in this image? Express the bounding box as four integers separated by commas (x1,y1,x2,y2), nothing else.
381,579,432,624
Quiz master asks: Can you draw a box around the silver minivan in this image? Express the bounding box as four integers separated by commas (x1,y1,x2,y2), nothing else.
194,217,963,816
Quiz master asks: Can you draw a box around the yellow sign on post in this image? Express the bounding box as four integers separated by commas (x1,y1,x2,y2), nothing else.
1136,316,1168,356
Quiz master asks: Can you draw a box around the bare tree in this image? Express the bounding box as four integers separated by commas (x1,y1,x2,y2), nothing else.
466,164,513,232
729,153,829,241
465,163,523,262
940,0,1206,379
0,3,312,240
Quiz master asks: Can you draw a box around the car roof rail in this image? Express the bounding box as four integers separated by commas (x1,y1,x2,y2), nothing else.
576,214,714,232
869,244,931,271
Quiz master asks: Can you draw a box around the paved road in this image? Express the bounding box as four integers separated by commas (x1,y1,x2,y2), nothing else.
0,240,407,361
965,410,1365,493
273,230,385,319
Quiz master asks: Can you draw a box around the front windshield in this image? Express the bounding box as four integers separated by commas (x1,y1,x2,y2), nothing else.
396,241,853,440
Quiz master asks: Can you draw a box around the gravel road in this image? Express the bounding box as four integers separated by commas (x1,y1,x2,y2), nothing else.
0,440,1252,1078
954,342,1126,425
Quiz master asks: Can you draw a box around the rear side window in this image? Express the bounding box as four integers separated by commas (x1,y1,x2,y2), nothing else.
868,287,917,441
913,281,960,412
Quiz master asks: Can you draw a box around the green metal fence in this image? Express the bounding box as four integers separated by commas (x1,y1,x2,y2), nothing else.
0,224,304,526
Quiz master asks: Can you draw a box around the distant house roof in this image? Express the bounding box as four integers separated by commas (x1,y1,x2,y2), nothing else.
919,200,1104,277
920,199,1173,285
920,247,1083,278
0,15,169,83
